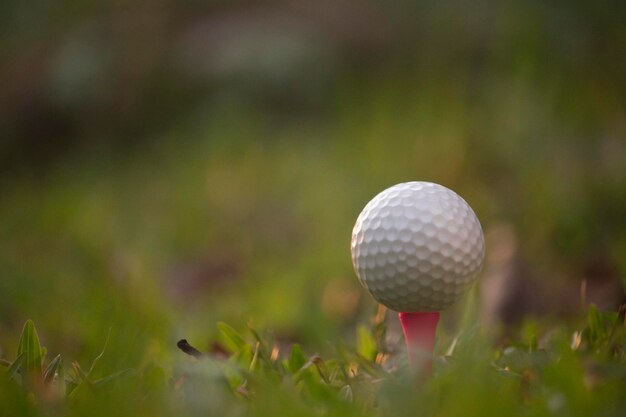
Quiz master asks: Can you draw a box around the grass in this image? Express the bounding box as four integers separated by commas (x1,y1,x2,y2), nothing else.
1,305,625,417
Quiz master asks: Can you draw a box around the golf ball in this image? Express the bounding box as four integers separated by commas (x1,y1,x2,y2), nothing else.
351,182,484,312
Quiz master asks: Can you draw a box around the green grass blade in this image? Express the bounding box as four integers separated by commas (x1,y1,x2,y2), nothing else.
285,344,306,373
87,328,111,377
44,354,63,385
357,325,377,361
217,322,248,354
7,353,25,382
17,320,43,379
249,342,260,372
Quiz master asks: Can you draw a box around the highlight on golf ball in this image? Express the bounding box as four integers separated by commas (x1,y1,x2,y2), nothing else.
351,181,485,312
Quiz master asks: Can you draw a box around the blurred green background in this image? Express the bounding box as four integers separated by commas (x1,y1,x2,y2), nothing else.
1,0,625,382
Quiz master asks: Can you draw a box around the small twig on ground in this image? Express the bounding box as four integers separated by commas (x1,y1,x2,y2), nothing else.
177,339,204,359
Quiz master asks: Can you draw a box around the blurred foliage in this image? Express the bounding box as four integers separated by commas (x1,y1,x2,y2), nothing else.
0,0,625,415
1,306,625,416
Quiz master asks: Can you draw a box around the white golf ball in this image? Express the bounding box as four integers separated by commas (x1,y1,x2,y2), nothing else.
351,182,484,312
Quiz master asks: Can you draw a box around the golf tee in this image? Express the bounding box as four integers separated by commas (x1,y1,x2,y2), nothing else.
398,312,440,372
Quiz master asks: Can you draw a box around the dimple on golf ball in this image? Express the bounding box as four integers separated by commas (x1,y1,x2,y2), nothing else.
351,182,485,312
